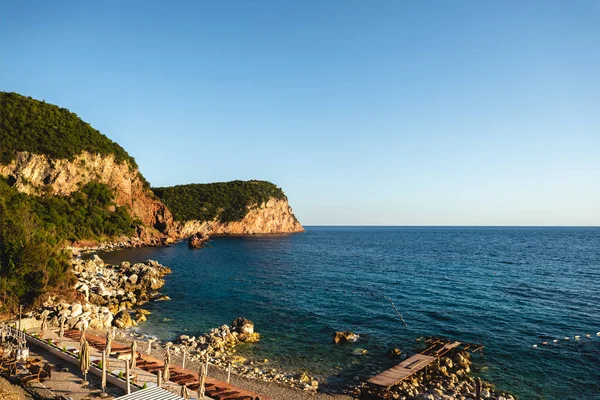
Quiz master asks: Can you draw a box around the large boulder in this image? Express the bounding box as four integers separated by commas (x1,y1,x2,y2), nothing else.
113,310,134,329
332,331,359,344
188,233,209,249
232,318,254,334
71,303,83,318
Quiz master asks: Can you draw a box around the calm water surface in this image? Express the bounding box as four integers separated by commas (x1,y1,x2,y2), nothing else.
99,227,600,399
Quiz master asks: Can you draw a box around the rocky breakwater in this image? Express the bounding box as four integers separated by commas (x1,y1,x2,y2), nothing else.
170,318,319,392
30,255,171,331
357,352,515,400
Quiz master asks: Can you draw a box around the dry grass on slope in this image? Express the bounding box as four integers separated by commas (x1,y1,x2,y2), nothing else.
0,377,30,400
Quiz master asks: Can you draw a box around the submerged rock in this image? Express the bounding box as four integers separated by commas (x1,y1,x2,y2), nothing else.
332,331,359,344
387,348,402,359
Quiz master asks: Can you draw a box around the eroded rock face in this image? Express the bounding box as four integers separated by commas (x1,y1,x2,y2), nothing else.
178,198,304,236
0,151,174,236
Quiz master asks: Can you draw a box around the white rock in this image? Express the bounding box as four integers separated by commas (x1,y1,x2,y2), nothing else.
71,303,83,318
129,274,138,284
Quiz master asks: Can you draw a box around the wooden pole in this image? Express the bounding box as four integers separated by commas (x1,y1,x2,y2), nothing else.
182,348,186,369
204,358,209,377
18,305,22,332
102,350,107,393
157,369,162,388
227,362,231,384
475,377,481,400
199,372,205,399
125,358,131,394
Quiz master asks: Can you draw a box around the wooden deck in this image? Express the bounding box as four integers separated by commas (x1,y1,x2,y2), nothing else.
431,340,461,357
367,339,470,389
367,354,437,388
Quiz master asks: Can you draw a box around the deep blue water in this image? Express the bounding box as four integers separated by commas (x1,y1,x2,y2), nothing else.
99,227,600,399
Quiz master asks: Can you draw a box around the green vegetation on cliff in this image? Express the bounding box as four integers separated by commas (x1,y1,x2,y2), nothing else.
0,91,137,167
0,179,135,308
153,180,287,222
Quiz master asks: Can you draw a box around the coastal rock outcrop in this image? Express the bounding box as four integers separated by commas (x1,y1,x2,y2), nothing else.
188,232,209,248
178,198,304,236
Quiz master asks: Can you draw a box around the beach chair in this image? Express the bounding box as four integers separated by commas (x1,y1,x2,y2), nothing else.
21,363,52,384
0,357,18,376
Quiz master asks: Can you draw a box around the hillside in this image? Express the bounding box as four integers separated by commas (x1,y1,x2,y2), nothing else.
0,92,172,235
0,92,172,308
154,181,304,235
0,91,135,167
0,92,303,307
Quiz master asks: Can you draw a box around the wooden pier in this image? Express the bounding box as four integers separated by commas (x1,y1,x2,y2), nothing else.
366,338,483,390
367,353,437,388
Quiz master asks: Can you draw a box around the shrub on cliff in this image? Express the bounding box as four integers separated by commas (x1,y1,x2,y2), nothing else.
33,181,135,240
0,179,135,308
0,182,72,308
0,91,137,168
153,180,287,222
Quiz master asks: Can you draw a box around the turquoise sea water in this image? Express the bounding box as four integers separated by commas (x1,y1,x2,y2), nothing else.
99,227,600,399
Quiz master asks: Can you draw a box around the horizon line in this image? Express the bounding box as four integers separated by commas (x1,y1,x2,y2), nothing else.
302,225,599,228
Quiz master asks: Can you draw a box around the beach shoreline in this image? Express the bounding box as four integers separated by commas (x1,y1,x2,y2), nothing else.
13,248,517,400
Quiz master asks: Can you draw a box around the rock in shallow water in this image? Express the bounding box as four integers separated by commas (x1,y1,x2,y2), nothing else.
232,317,254,334
332,331,359,344
188,232,209,248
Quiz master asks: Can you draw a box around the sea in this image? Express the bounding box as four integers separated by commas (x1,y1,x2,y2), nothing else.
99,227,600,400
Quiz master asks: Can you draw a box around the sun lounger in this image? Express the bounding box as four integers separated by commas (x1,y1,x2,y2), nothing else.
21,363,52,384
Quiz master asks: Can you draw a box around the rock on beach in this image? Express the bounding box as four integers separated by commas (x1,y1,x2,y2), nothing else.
30,254,172,331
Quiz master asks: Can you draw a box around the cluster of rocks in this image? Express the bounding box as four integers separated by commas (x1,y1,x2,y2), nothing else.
29,255,171,331
175,318,261,361
358,352,515,400
165,318,318,391
188,232,210,249
69,235,174,254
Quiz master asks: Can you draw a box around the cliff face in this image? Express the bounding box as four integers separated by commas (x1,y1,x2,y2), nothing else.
0,152,302,239
178,198,304,236
0,151,173,235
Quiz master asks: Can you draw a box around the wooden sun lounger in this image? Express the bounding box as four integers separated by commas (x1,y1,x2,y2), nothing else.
21,363,52,384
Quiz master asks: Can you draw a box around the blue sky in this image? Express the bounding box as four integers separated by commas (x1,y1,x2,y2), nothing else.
1,1,599,225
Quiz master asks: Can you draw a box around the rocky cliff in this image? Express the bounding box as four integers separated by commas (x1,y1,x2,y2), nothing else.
178,198,304,236
0,151,173,236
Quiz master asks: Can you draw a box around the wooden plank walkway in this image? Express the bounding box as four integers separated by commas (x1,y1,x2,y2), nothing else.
432,341,461,357
367,354,437,388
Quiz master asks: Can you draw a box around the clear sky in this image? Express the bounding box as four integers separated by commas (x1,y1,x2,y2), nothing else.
1,1,599,226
